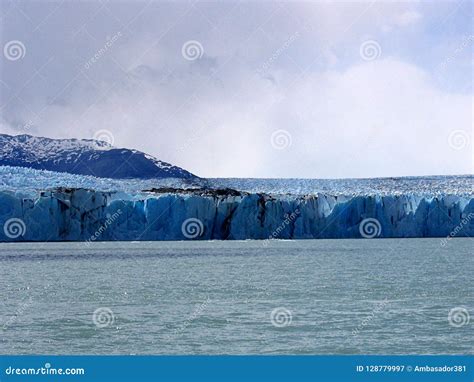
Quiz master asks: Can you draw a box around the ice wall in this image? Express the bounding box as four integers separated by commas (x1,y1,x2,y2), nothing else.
0,189,473,242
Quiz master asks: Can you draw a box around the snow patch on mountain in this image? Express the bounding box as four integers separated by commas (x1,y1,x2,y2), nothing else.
0,134,196,179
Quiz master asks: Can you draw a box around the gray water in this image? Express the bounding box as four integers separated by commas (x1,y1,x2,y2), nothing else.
0,239,472,355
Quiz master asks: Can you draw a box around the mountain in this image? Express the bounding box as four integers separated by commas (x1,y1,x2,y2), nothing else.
0,134,196,179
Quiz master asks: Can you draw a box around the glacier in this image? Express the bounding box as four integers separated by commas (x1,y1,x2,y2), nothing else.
0,166,472,196
1,166,472,242
1,187,473,242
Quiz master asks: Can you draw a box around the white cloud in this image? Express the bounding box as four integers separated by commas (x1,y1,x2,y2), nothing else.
393,10,422,27
11,57,470,178
0,1,471,178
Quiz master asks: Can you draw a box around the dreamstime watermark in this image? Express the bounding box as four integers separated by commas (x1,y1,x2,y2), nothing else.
3,218,26,239
352,299,389,336
84,31,122,70
85,209,123,246
181,40,204,61
92,129,115,146
3,40,26,61
359,40,381,61
92,307,115,328
359,218,382,238
448,307,470,328
169,297,211,337
257,31,300,75
241,284,271,305
436,34,473,74
440,212,474,247
181,218,204,239
1,296,33,332
176,124,206,153
263,208,301,246
270,129,292,150
270,307,292,328
18,116,40,133
447,129,470,151
5,363,85,376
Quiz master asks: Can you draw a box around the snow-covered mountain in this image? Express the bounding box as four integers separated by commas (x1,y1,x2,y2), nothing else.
0,134,196,179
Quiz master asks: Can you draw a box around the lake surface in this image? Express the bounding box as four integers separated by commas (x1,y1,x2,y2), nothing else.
0,239,472,354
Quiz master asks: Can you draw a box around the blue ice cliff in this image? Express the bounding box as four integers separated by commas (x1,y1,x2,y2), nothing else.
0,171,473,241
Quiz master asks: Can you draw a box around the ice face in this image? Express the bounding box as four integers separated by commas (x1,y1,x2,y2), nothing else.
0,189,473,242
1,166,472,242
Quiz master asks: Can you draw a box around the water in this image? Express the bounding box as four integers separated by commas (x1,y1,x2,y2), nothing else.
0,239,472,355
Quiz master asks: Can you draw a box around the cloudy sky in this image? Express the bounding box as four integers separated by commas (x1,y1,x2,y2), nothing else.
0,0,472,178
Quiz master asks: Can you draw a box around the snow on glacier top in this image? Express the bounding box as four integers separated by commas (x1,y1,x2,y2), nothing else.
0,166,472,197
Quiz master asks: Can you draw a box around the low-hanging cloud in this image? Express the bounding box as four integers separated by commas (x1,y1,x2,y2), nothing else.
0,1,471,178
